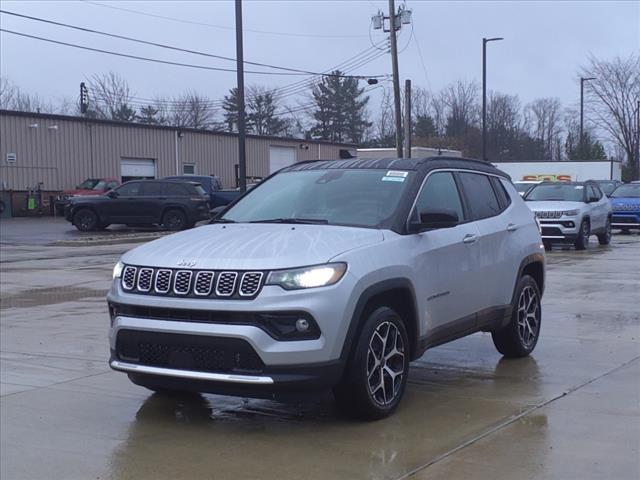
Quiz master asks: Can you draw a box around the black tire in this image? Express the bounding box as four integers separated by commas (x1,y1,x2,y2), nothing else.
334,306,409,420
492,275,541,358
543,241,552,251
597,218,612,245
73,208,99,232
620,227,630,235
574,219,589,250
162,208,187,231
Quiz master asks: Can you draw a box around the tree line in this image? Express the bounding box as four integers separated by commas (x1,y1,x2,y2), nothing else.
1,53,638,177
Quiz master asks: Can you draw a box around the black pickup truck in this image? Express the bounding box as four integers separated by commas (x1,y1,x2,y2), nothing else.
165,175,242,209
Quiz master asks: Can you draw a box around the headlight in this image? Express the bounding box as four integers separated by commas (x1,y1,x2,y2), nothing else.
562,209,579,217
113,261,124,279
266,263,347,290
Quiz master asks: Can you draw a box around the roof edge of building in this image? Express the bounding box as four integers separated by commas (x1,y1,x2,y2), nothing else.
0,109,357,147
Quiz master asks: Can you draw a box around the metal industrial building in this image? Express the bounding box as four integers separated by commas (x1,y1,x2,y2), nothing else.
0,110,355,192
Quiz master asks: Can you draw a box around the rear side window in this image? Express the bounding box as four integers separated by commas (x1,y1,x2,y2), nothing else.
458,172,501,220
165,183,189,196
116,182,141,196
490,177,511,210
139,182,164,196
194,185,207,196
414,171,465,222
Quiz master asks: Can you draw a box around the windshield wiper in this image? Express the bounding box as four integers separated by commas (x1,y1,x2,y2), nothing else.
210,218,236,224
249,217,329,224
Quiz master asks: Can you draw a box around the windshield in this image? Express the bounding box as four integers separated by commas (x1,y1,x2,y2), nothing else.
222,169,412,228
92,180,108,191
514,183,534,193
525,183,585,202
610,184,640,198
596,181,617,195
77,179,99,189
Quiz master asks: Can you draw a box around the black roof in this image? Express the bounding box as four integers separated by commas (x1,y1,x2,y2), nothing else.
283,156,510,178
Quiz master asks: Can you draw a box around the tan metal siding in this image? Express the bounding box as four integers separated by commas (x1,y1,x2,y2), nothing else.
1,112,352,191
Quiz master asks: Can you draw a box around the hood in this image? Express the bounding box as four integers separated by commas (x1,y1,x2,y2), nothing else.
122,223,385,270
525,201,585,212
64,188,96,195
609,197,640,205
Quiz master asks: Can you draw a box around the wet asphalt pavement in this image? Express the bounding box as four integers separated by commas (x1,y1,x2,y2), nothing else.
1,231,639,479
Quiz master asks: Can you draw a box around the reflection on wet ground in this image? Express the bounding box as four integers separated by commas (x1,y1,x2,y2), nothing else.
1,236,639,479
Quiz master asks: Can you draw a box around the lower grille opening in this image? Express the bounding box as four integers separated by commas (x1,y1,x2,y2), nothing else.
116,330,264,374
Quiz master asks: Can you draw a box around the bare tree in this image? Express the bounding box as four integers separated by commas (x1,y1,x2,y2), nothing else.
0,77,18,109
581,54,640,179
440,80,480,136
525,97,563,160
88,72,135,120
0,77,57,113
486,92,523,161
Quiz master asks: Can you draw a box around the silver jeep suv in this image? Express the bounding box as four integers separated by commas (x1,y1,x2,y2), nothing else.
524,181,612,250
108,157,545,419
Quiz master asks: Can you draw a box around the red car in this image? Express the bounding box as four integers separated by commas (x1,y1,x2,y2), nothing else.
55,178,120,215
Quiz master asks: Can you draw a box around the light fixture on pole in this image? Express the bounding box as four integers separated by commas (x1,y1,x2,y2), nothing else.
482,36,503,161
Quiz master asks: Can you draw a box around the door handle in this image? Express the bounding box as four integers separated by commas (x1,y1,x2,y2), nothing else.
507,223,518,232
463,234,478,244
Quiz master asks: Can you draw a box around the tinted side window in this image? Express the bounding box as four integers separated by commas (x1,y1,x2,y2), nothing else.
491,177,511,210
165,183,189,196
591,185,602,200
414,172,465,222
139,182,164,196
458,172,501,220
116,182,141,196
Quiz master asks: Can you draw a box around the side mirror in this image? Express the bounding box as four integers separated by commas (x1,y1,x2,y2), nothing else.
107,190,119,199
410,209,459,232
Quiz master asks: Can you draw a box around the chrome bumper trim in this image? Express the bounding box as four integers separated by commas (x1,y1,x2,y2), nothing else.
541,235,567,239
612,223,640,227
110,360,274,384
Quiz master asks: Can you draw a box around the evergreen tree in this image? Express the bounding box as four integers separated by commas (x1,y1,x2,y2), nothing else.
247,88,286,136
309,71,371,143
413,114,437,138
112,103,136,122
565,130,607,160
137,105,160,124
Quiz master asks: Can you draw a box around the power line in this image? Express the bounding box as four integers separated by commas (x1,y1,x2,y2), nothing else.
0,10,385,79
81,0,369,39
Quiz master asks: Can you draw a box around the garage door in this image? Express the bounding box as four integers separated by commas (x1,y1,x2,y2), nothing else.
269,146,296,174
121,158,156,182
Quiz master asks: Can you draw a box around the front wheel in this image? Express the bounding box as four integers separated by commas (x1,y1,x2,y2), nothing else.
597,218,612,245
574,220,589,250
492,275,541,358
73,208,99,232
334,307,409,420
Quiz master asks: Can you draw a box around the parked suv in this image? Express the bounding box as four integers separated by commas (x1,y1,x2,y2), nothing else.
66,179,210,232
524,181,612,250
609,183,640,232
107,157,545,419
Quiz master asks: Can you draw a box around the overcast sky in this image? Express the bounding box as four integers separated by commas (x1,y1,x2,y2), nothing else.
1,0,638,117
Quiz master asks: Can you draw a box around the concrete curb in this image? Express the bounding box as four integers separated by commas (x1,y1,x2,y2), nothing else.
52,233,170,247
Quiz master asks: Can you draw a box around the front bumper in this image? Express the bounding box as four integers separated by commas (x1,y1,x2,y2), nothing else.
107,275,356,394
539,219,579,242
611,213,640,229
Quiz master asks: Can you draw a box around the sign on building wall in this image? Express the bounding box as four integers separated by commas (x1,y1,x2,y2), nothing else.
6,153,16,165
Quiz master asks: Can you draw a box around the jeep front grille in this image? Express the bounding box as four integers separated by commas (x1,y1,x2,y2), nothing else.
240,272,263,296
122,266,137,290
120,266,264,299
535,210,563,219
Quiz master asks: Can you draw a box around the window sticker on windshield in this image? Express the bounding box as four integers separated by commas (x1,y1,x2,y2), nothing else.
386,170,408,178
575,186,584,189
382,176,405,182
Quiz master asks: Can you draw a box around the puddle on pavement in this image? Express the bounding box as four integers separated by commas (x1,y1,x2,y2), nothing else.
0,286,106,309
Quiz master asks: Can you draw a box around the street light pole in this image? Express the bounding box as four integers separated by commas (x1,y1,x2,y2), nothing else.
482,37,503,161
235,0,247,193
388,0,403,158
580,76,596,152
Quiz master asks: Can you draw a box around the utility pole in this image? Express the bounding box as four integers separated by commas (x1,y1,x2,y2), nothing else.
580,76,596,153
388,0,402,157
404,79,411,158
482,37,503,161
235,0,247,192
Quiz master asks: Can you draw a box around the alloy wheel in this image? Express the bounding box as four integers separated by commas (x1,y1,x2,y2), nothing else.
366,321,406,406
517,286,539,348
78,213,94,230
165,213,183,230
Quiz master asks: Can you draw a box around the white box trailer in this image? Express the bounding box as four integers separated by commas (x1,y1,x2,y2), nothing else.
493,161,622,182
357,147,462,159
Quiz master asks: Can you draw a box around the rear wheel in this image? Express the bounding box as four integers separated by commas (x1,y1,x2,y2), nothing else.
162,209,187,231
574,220,589,250
492,275,541,358
334,307,409,420
597,218,612,245
73,208,98,232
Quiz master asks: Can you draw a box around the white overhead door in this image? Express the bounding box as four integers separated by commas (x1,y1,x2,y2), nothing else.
121,158,156,181
269,146,296,174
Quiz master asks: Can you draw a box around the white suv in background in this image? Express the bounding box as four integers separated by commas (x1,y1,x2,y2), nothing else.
108,157,545,419
524,181,612,250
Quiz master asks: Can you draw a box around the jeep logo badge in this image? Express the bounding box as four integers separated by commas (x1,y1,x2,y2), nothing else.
177,259,197,267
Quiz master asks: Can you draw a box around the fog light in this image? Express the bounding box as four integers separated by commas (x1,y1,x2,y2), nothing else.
296,318,310,333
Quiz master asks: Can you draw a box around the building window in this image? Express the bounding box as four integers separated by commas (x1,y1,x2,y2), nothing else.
183,164,196,175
